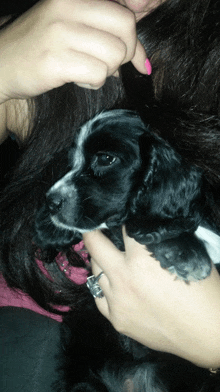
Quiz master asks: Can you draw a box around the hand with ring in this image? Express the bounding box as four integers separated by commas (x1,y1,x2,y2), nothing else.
83,227,220,369
87,271,105,299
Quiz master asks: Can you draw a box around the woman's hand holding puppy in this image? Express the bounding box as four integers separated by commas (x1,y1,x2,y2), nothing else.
83,228,220,369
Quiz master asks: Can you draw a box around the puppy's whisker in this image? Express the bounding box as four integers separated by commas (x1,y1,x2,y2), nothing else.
85,216,98,226
82,196,93,203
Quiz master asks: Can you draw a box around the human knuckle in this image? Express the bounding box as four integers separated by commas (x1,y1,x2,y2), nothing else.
124,10,136,31
104,42,127,75
46,0,69,15
46,19,67,39
39,54,62,82
120,13,136,59
115,40,127,63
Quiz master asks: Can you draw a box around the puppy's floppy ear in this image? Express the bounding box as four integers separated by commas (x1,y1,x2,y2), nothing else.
127,132,203,243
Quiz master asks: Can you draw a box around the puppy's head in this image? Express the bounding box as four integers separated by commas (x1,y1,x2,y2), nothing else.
34,110,149,248
34,109,203,250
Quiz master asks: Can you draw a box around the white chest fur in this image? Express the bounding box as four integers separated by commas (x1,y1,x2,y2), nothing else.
195,226,220,265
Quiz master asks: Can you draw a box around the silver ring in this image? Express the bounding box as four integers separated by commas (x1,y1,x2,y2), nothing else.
86,272,104,298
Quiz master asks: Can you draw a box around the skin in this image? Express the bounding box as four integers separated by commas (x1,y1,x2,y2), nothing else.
1,0,219,369
116,0,166,21
83,229,220,368
0,0,150,141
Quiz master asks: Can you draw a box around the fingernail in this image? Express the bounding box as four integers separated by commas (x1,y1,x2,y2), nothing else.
145,58,152,75
113,70,120,78
75,83,100,90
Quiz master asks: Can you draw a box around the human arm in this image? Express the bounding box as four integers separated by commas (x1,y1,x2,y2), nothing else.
0,0,148,105
83,228,220,369
0,99,31,144
0,0,148,143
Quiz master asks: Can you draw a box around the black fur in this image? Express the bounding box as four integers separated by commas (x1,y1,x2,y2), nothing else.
35,110,214,282
1,0,220,313
0,0,220,389
34,110,220,391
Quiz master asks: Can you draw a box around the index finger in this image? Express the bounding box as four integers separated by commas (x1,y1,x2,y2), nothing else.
83,230,124,274
130,39,149,75
79,1,148,74
122,226,150,255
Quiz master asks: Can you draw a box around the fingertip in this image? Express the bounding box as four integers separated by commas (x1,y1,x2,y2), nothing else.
122,225,148,254
113,70,120,78
144,58,152,75
75,82,103,90
122,225,127,238
122,225,135,247
83,229,104,245
131,40,151,75
83,230,121,261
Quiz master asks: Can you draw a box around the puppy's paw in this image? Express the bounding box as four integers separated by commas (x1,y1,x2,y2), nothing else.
148,233,212,282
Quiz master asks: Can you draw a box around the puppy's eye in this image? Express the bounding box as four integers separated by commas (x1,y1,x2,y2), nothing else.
91,152,119,176
96,153,117,167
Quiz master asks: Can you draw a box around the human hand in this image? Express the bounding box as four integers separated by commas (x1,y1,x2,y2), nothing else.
83,228,220,368
0,0,148,104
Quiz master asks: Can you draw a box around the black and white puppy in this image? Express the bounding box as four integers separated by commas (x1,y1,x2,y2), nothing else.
35,110,220,392
35,109,220,282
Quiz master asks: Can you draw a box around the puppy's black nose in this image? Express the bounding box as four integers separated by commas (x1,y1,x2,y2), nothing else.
46,193,64,214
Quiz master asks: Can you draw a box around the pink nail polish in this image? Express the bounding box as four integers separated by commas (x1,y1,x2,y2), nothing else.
145,58,152,75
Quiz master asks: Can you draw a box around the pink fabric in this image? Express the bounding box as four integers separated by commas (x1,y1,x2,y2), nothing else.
0,274,63,322
0,241,89,322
